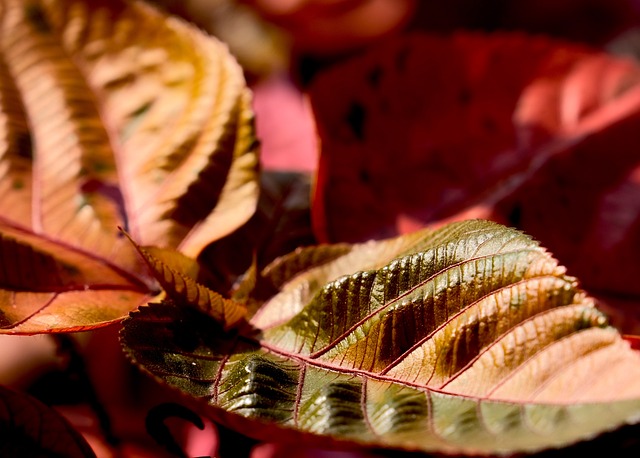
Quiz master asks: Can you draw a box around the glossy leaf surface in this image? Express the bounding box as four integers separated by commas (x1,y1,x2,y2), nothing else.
121,219,640,456
0,0,259,333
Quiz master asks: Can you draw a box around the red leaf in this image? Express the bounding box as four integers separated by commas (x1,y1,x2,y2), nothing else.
0,385,95,457
309,32,640,312
253,75,319,174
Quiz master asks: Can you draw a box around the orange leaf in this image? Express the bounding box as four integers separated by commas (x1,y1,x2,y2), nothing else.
129,237,248,331
0,0,259,333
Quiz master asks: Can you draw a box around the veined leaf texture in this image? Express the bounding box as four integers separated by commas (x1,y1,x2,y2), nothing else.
0,0,259,333
122,219,640,456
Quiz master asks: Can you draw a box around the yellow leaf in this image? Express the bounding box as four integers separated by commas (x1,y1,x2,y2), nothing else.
0,0,258,333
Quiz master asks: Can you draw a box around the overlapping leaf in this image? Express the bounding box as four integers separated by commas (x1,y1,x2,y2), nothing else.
0,0,259,333
130,240,248,331
121,219,640,456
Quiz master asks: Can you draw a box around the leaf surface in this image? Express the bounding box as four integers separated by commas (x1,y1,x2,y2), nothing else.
131,240,248,331
0,0,259,333
121,220,640,456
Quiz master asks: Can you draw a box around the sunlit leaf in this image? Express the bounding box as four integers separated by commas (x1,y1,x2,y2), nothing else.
121,219,640,456
0,0,259,333
0,385,96,457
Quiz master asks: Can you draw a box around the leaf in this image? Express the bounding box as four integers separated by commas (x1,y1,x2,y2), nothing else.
128,237,247,331
242,0,417,55
199,171,318,299
121,219,640,456
0,0,259,333
491,110,640,300
309,31,633,244
0,385,96,457
307,31,640,310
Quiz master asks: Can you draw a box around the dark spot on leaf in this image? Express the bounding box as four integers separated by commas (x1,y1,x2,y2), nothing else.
24,3,51,34
482,117,497,132
130,101,153,119
92,161,113,173
60,263,80,278
121,101,153,141
458,88,472,106
16,132,33,159
103,73,136,90
346,102,366,140
367,66,383,88
0,310,10,327
359,168,371,184
395,46,410,72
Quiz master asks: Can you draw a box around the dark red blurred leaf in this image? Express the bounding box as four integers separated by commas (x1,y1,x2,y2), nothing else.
493,109,640,300
0,385,96,457
310,32,596,242
407,0,640,47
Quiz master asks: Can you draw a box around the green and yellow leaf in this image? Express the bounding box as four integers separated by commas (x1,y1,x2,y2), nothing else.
121,219,640,455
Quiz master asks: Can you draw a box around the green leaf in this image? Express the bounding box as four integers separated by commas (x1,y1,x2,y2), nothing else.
121,219,640,455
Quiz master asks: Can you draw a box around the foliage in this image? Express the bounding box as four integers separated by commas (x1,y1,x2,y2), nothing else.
0,0,258,333
121,219,640,456
1,0,639,457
